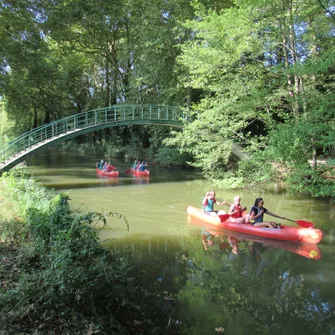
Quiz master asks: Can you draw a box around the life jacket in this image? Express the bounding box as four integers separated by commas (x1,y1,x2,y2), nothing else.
250,206,264,223
203,198,215,212
233,204,243,218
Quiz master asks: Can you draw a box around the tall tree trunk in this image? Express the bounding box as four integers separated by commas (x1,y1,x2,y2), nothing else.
44,110,50,124
108,41,118,105
282,33,294,101
312,138,317,169
123,18,132,101
112,64,118,105
105,55,110,106
288,0,302,115
32,106,38,128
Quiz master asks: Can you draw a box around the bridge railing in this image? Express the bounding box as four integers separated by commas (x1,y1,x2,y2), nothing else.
0,104,183,165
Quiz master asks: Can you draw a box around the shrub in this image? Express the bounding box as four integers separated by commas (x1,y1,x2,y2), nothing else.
0,171,177,334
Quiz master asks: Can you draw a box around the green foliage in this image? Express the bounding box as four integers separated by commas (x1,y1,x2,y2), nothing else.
286,165,335,197
0,99,14,146
268,118,335,196
170,0,335,196
154,146,192,167
0,171,177,334
1,0,334,197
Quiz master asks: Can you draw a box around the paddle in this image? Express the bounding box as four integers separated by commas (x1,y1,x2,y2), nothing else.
218,197,314,228
274,216,314,228
218,214,230,223
216,198,245,219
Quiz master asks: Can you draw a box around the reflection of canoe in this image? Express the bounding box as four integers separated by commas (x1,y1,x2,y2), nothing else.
96,168,119,177
187,206,323,244
130,168,150,177
189,216,321,260
132,176,150,184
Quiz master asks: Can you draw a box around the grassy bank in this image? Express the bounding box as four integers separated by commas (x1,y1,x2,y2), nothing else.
0,170,178,334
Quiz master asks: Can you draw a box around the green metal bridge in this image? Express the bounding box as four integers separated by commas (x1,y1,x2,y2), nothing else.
0,104,184,173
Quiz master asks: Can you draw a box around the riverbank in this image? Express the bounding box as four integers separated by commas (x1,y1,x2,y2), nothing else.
0,170,180,334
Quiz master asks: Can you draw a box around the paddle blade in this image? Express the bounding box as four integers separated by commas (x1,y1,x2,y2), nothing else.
296,220,314,228
230,212,242,219
125,169,131,173
219,214,230,223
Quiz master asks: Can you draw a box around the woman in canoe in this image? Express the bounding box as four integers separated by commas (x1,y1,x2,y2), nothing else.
202,191,226,216
250,198,282,228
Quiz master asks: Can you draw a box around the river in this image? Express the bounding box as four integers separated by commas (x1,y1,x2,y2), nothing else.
27,151,335,335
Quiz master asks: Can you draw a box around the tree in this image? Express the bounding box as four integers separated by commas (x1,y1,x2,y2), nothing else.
171,0,334,194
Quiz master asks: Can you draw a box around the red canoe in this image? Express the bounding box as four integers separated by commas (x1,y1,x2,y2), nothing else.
96,168,119,177
187,206,323,244
189,216,321,260
130,168,150,177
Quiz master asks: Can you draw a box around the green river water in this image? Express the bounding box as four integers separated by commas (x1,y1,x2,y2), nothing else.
27,151,335,335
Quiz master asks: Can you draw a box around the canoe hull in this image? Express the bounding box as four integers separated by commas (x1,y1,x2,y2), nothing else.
187,206,323,244
130,168,150,177
190,217,321,260
96,168,119,177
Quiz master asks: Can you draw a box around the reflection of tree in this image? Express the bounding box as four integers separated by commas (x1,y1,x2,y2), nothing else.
176,235,334,335
111,236,334,335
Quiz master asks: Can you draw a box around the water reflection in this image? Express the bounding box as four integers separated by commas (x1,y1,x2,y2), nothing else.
109,236,331,334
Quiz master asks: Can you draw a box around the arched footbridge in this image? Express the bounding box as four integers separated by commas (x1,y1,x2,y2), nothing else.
0,104,249,173
0,105,184,173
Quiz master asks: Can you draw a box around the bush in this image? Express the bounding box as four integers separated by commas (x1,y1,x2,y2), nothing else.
0,171,178,334
286,165,335,197
236,154,275,184
154,147,192,167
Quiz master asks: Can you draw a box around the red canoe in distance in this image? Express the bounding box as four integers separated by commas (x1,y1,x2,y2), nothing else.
130,168,150,177
96,168,119,177
188,215,321,260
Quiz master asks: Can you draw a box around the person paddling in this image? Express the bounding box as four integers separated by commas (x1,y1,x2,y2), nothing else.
96,160,104,170
202,191,226,216
139,161,146,171
250,198,283,229
131,160,137,170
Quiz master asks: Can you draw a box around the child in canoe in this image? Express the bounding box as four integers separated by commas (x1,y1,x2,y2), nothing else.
228,195,250,224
